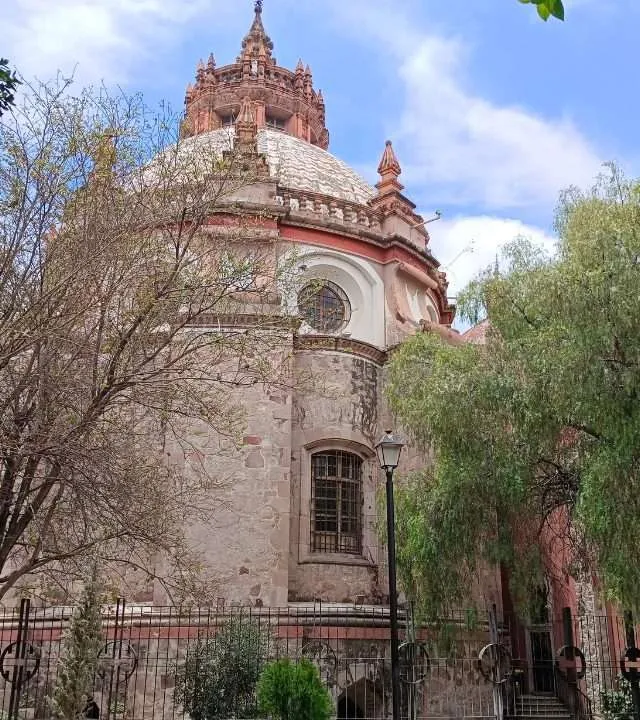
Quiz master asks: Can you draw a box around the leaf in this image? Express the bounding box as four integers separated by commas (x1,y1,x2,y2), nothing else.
519,0,565,21
537,3,551,20
546,0,565,19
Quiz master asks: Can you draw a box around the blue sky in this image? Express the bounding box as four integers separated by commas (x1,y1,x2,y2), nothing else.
5,0,638,300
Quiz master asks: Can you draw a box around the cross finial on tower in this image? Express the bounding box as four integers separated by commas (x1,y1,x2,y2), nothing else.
238,0,274,64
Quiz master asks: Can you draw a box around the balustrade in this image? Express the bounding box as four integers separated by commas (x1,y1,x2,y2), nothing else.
276,189,384,234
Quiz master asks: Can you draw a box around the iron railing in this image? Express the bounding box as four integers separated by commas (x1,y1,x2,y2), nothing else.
0,601,633,720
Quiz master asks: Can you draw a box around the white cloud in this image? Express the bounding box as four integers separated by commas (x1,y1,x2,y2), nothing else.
397,39,602,211
428,215,556,301
3,0,223,86
326,0,603,213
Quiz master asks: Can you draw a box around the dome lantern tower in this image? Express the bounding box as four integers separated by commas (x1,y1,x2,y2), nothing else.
182,2,329,148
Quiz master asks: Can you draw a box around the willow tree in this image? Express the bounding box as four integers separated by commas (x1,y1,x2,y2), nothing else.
0,79,296,602
387,166,640,617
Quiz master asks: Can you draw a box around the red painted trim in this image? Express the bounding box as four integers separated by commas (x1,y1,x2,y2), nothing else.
204,215,279,230
279,225,433,276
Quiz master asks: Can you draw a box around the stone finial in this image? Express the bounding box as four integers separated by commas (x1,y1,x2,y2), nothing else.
226,95,270,180
236,96,258,146
239,0,274,63
196,58,205,82
207,53,216,70
91,131,117,183
237,96,255,126
295,59,304,74
377,140,401,181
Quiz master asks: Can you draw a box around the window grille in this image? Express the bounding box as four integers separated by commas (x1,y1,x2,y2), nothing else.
298,281,350,333
311,451,362,554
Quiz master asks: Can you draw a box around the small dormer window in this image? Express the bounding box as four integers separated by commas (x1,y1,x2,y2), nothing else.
266,114,286,131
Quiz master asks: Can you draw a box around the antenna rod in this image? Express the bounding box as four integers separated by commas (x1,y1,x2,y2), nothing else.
410,211,441,229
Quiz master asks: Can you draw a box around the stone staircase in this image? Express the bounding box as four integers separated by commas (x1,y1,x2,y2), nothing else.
510,694,572,720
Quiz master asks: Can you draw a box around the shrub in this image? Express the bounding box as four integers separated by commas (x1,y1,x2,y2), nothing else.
175,616,269,720
49,578,104,720
602,676,634,720
257,658,333,720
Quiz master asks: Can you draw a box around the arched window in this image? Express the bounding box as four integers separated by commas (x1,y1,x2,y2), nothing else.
298,281,350,333
311,450,362,554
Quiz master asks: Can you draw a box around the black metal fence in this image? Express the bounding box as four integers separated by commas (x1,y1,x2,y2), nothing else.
0,600,635,720
0,600,498,720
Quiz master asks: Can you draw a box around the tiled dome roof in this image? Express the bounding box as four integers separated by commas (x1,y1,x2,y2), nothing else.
178,128,375,205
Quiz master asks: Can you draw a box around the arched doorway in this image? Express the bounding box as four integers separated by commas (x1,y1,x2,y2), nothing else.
337,696,364,720
336,678,382,720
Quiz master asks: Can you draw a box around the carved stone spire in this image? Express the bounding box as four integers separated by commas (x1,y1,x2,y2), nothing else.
238,0,275,65
226,95,270,181
377,140,402,185
236,96,257,145
371,139,419,223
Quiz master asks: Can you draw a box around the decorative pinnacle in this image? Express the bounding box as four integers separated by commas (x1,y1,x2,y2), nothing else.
254,0,263,13
237,96,255,125
377,139,402,178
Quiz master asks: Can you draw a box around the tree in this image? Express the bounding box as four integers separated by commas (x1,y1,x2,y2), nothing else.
257,658,333,720
174,616,269,719
0,59,20,116
386,166,640,617
49,574,104,720
0,79,297,602
519,0,564,21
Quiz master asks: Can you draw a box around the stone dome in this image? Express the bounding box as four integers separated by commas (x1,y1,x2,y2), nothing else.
177,127,376,205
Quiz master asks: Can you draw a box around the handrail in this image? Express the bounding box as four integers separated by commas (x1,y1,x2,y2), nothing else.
554,666,593,720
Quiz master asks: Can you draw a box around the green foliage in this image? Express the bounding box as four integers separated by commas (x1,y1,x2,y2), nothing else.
518,0,565,21
49,577,104,720
257,658,333,720
0,59,20,116
387,165,640,616
602,676,634,720
174,617,269,720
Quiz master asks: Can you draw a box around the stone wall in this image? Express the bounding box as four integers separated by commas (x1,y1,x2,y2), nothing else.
289,351,383,603
161,341,294,608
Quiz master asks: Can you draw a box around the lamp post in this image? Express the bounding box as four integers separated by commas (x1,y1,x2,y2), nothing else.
375,430,405,720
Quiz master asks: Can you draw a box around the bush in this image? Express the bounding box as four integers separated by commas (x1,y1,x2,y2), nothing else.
602,676,634,720
257,658,333,720
175,617,269,720
49,578,104,720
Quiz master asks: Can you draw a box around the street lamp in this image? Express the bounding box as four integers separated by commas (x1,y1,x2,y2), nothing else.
375,430,405,720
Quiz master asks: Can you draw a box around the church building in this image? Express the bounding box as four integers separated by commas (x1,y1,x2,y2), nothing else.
169,0,463,611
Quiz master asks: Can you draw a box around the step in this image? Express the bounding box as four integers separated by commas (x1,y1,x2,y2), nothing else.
518,698,568,707
509,711,570,715
512,707,571,720
507,716,572,720
513,712,571,717
515,706,571,715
